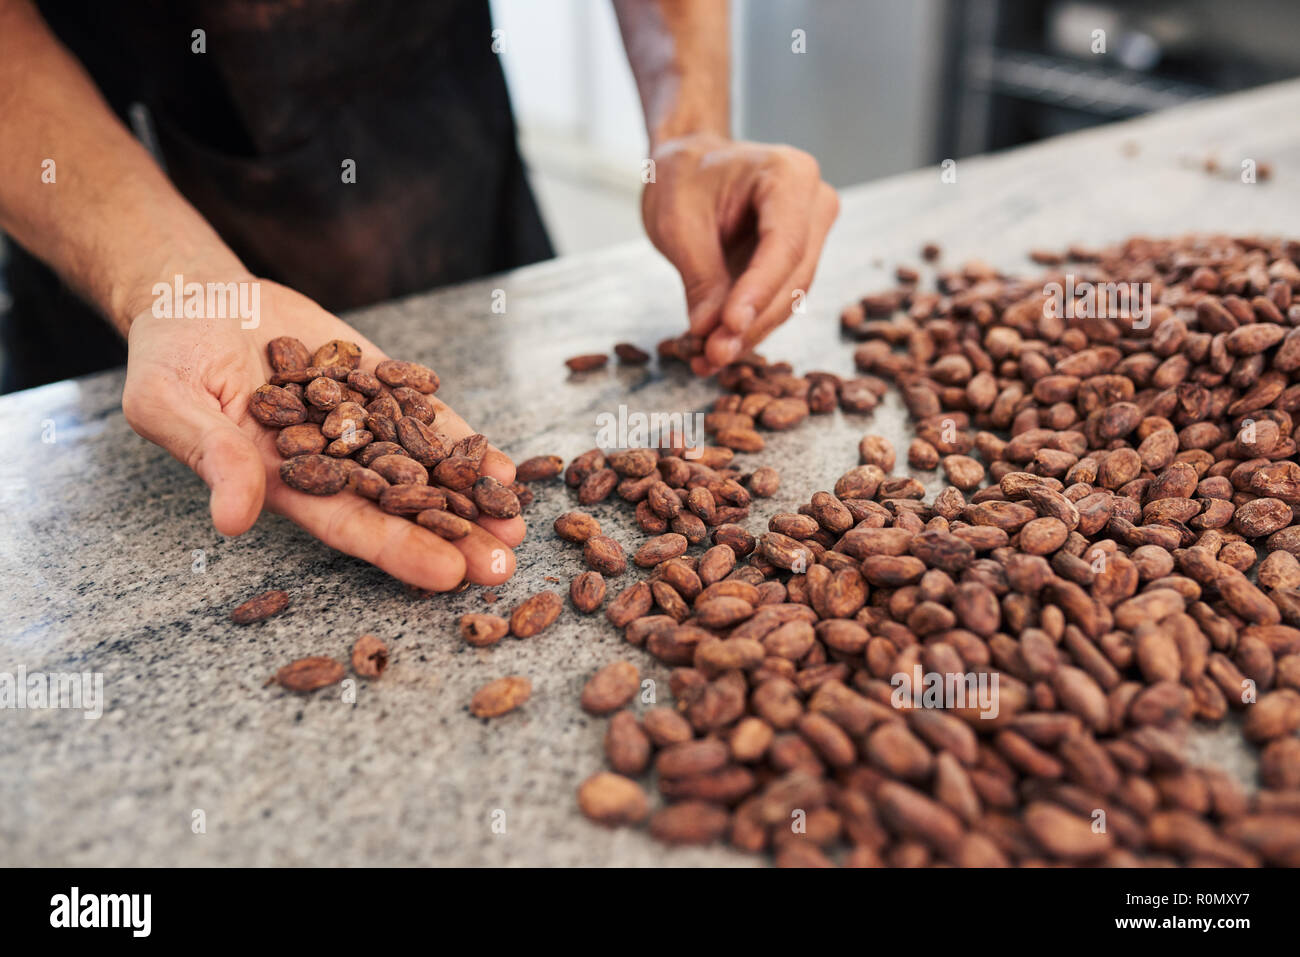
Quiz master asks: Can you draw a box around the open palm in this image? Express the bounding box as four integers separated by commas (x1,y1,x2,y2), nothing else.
122,280,523,591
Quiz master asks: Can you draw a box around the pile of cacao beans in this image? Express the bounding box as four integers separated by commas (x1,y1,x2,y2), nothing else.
559,234,1300,866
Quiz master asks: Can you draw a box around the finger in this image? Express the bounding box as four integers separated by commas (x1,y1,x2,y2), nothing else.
707,258,816,367
706,184,838,366
651,210,732,337
744,262,815,350
475,514,527,548
396,398,521,545
198,423,267,536
678,229,732,337
427,399,516,484
126,385,266,536
719,160,819,335
268,485,468,592
427,398,474,443
448,522,518,585
690,356,718,377
479,449,516,485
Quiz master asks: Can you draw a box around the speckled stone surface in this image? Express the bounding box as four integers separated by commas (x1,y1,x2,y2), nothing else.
3,82,1298,865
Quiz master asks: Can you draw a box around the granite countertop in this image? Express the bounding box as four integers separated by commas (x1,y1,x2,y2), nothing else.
2,81,1299,866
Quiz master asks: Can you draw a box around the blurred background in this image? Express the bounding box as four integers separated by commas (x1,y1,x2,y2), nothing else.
493,0,1300,254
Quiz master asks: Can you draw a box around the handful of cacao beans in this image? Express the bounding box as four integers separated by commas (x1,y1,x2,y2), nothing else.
248,337,524,539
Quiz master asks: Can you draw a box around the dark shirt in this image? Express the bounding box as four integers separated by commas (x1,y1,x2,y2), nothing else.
1,0,552,392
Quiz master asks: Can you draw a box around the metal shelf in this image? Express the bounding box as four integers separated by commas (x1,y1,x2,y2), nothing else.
966,49,1215,117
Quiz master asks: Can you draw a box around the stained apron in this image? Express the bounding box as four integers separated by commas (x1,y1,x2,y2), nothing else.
2,0,552,392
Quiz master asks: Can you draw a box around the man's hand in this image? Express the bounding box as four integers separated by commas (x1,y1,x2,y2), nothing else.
122,280,523,592
642,133,839,375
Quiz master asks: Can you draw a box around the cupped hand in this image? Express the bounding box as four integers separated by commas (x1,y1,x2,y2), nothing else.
641,134,839,375
121,279,522,591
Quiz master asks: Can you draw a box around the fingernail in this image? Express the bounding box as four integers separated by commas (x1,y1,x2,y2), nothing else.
733,304,756,329
716,335,742,364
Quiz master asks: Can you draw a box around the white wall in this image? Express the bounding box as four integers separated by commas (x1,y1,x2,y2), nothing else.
490,0,647,253
491,0,647,173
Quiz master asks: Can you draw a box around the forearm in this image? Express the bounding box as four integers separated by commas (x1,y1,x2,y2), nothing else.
0,0,245,335
612,0,730,149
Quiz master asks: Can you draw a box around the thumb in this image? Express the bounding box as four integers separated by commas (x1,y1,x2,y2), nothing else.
661,219,732,337
191,417,266,536
125,383,266,537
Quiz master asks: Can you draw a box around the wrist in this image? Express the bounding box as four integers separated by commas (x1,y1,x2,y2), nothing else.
647,79,729,152
650,116,730,154
650,129,731,162
108,246,252,335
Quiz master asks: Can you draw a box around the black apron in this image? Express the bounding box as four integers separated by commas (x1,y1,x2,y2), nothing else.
1,0,552,392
